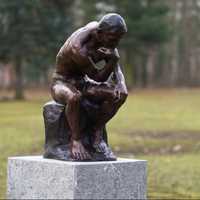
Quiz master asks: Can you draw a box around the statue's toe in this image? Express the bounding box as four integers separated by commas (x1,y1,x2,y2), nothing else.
92,142,106,153
73,152,77,158
85,152,92,159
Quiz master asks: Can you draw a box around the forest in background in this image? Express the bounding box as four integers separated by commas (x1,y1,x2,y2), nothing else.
0,0,200,99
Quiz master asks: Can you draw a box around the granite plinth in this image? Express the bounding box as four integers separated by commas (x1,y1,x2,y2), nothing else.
7,156,147,199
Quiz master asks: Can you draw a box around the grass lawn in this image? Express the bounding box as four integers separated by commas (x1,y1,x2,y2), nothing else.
0,88,200,199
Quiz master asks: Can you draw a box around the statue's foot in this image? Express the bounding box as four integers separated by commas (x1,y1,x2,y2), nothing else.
91,129,106,154
71,140,92,160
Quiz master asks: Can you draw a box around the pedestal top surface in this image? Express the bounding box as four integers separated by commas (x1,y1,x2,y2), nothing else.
8,156,146,165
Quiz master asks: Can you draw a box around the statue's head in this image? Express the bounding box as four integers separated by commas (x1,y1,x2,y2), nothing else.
97,13,127,35
96,13,127,49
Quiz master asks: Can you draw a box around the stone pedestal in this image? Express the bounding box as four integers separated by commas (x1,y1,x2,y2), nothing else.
7,156,147,199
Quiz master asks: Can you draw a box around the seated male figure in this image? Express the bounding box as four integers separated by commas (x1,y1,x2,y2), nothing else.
51,13,128,160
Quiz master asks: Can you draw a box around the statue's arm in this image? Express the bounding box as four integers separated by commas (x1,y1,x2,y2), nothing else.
73,47,119,82
88,53,119,82
110,63,128,103
87,47,128,103
111,63,126,85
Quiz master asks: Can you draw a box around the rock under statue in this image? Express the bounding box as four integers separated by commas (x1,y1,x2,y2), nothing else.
43,13,128,161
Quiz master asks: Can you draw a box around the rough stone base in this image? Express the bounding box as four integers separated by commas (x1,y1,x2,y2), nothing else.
43,100,116,161
7,156,147,199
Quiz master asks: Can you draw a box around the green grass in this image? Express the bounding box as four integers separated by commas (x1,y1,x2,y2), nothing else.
143,153,200,199
116,153,200,199
108,88,200,133
0,88,200,199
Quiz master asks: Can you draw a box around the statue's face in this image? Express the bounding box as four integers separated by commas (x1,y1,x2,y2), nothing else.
99,33,124,49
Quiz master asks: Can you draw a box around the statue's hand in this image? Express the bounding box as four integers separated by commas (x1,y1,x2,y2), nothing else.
114,83,128,104
97,47,119,61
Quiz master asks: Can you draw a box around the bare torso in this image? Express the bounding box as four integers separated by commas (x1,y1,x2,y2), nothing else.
52,22,106,83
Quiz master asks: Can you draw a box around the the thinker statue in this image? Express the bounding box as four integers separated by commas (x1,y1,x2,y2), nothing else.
43,13,128,161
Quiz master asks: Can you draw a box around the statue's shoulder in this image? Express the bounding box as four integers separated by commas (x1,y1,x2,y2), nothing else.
72,21,97,41
85,21,98,29
68,22,97,54
58,21,97,65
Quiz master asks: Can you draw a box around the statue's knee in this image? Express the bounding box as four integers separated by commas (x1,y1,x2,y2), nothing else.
121,94,128,104
115,94,127,107
68,93,83,105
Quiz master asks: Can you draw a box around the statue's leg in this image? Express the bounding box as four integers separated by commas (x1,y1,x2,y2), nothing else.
51,82,91,160
84,82,124,153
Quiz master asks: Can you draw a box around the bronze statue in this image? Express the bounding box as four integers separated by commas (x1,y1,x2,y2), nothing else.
43,13,128,161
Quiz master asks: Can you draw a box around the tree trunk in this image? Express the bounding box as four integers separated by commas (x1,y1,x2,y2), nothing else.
181,0,190,85
146,48,155,87
142,51,148,88
170,35,179,86
134,54,143,87
14,55,24,100
120,48,134,89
